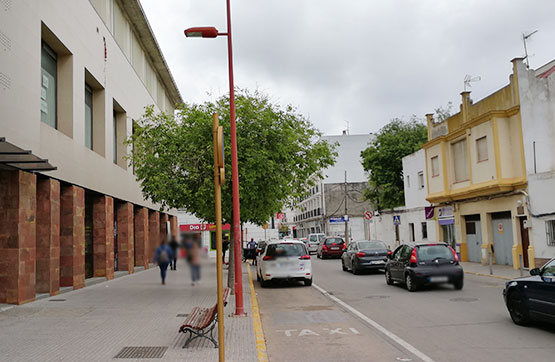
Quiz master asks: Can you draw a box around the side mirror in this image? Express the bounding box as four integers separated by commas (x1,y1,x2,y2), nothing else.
530,268,541,276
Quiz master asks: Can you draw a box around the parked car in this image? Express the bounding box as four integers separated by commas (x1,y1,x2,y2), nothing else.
503,257,555,326
317,237,346,259
254,240,268,265
307,233,325,254
385,243,463,292
342,240,391,274
256,240,312,287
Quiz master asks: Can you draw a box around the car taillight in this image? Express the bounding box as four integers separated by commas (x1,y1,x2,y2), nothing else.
449,246,459,262
332,243,337,246
256,248,261,253
356,251,366,258
387,250,392,256
299,255,310,260
409,248,418,264
263,255,274,261
342,243,346,250
322,245,328,251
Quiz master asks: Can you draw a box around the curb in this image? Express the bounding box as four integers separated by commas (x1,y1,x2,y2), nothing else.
464,271,512,281
246,264,269,362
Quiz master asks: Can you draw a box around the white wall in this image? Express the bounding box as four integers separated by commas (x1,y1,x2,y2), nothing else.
369,209,437,250
402,149,430,209
322,134,374,183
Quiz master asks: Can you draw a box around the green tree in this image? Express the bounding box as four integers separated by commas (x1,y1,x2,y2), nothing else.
361,118,428,210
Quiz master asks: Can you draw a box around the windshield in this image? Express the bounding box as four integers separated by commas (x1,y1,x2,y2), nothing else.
266,243,306,257
324,238,344,245
358,241,387,250
317,234,325,242
542,259,555,276
309,235,317,242
417,245,454,261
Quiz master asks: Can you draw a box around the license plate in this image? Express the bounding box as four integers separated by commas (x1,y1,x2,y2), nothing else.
331,247,339,250
370,260,385,264
429,276,448,283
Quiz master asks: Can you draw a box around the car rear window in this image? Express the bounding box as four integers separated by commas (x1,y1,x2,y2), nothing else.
324,238,344,245
309,235,317,242
417,245,453,261
358,241,386,250
266,243,306,257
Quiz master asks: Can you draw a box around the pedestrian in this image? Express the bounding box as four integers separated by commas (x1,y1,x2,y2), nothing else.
153,239,173,285
222,236,230,264
189,239,201,286
246,238,257,263
169,236,179,270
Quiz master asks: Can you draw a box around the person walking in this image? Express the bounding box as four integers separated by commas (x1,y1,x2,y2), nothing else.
189,239,201,286
153,240,173,285
222,237,230,264
169,236,179,270
247,238,257,264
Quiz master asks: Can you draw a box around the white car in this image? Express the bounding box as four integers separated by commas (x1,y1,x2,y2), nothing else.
307,233,325,254
257,240,312,287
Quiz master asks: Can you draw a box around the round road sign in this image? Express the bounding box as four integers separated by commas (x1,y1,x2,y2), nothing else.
364,211,373,220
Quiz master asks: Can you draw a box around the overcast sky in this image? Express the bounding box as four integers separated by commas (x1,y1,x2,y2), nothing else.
140,0,555,136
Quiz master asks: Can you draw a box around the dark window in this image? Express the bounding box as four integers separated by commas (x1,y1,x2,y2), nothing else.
41,42,57,128
421,222,428,239
324,238,344,245
85,84,93,149
417,245,454,261
266,243,306,257
358,241,387,250
466,222,476,235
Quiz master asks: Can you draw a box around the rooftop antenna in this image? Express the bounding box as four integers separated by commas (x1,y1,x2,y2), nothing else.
344,120,350,135
523,30,538,69
463,74,481,91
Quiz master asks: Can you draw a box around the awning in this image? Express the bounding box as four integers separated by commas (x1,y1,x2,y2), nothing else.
0,137,57,172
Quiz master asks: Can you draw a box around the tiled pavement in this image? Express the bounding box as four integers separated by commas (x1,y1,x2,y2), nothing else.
0,259,257,362
461,261,528,280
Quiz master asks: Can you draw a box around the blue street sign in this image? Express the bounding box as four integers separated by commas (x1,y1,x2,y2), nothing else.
329,216,349,223
393,215,401,225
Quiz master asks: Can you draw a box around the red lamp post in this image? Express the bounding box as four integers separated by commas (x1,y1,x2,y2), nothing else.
184,1,245,316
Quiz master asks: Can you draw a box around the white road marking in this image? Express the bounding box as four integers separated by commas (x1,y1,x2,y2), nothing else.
276,329,297,337
313,283,436,362
349,327,360,335
298,329,320,336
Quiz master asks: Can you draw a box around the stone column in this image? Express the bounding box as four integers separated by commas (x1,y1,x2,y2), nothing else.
36,178,60,295
0,170,37,304
149,210,160,261
160,213,169,242
93,195,114,279
170,215,178,240
117,202,134,274
60,185,85,289
134,207,149,269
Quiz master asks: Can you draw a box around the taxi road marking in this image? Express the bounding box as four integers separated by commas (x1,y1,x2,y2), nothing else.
276,327,360,337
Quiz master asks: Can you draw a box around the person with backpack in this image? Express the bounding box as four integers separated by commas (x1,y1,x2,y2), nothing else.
153,240,173,285
169,236,179,270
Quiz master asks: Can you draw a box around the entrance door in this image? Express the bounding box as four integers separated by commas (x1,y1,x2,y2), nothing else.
491,212,513,265
519,217,530,268
465,215,482,263
441,223,455,248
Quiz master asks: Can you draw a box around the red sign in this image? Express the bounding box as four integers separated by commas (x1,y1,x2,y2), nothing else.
180,223,231,232
364,211,373,220
276,212,285,220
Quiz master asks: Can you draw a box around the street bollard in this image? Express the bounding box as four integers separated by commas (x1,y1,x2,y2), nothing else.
488,250,493,275
519,254,524,277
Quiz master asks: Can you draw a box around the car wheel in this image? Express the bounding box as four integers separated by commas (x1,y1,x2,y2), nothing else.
385,269,394,285
317,253,321,259
260,278,270,288
304,278,312,286
256,270,261,282
507,291,530,326
405,273,417,292
352,262,361,275
454,278,464,290
342,260,348,271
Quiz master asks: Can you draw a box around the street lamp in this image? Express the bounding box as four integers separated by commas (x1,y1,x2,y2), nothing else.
184,0,245,317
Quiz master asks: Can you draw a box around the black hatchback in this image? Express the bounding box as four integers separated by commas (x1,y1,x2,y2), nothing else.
503,257,555,326
385,243,463,292
341,240,391,274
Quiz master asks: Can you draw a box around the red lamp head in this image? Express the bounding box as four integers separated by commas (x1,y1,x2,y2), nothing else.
184,27,219,38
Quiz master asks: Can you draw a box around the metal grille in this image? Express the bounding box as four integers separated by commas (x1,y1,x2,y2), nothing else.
546,220,555,246
114,347,167,359
176,313,189,317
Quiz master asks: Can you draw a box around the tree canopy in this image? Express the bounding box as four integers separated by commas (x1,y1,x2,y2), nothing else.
360,118,428,210
127,89,337,225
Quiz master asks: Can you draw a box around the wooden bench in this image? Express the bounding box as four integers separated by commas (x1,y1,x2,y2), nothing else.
178,288,230,348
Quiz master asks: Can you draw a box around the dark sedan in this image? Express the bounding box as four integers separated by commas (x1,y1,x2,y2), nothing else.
342,240,391,274
385,243,464,292
503,257,555,326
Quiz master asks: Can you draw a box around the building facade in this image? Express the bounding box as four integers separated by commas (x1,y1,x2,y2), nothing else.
0,0,181,304
424,58,555,269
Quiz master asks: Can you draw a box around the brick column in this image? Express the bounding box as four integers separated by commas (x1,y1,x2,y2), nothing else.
170,215,178,240
60,185,85,289
134,207,149,269
93,195,114,279
149,210,160,261
160,213,169,242
0,170,37,304
117,202,134,274
36,178,60,295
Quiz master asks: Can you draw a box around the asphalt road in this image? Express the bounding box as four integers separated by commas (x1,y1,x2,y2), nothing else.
253,258,555,362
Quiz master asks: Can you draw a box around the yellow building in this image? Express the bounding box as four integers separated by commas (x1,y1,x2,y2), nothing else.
424,59,532,269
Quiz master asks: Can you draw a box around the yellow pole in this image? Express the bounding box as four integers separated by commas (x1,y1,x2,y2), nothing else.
213,113,225,361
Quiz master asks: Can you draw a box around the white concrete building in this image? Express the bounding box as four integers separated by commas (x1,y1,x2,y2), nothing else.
369,149,437,250
517,58,555,266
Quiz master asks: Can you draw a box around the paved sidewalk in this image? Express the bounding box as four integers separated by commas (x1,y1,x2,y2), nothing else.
462,261,528,280
0,258,258,362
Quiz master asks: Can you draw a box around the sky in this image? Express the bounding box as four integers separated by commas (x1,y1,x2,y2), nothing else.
140,0,555,136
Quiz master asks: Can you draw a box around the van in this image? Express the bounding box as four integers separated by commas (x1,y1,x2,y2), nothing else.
307,233,325,254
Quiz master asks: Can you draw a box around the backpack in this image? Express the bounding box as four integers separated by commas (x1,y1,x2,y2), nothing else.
159,248,169,263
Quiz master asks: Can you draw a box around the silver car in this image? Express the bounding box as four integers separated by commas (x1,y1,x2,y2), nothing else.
307,233,325,254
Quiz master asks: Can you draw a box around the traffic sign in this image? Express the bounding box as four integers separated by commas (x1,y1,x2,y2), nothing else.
393,215,401,225
364,211,373,220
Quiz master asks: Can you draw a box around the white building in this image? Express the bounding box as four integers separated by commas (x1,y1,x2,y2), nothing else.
517,58,555,266
369,149,437,250
292,133,374,240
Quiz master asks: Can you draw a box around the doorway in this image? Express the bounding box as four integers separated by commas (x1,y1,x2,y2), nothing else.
491,212,513,265
441,223,455,249
518,217,530,268
465,214,482,263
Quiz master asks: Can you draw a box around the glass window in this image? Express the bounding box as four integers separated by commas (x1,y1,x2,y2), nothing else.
431,156,439,177
324,238,343,245
421,222,428,239
546,220,555,246
113,111,117,163
41,43,57,128
417,245,454,261
406,175,410,188
400,246,413,260
358,241,387,250
85,84,93,149
266,243,306,258
476,136,488,162
418,171,424,189
452,139,469,182
542,259,555,276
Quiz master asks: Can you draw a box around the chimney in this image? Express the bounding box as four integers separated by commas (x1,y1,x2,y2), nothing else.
342,130,347,135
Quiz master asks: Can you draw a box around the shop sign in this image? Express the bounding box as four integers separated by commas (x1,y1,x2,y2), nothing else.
180,223,231,232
